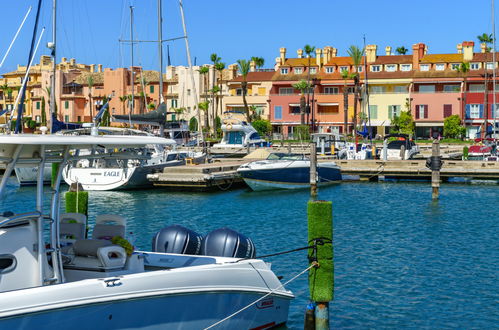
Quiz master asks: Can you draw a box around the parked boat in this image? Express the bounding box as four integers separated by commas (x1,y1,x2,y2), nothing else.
466,138,498,160
0,134,293,329
237,153,342,191
381,134,420,160
213,114,266,149
14,165,51,186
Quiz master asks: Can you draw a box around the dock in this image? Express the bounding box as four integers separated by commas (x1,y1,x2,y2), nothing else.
147,160,250,190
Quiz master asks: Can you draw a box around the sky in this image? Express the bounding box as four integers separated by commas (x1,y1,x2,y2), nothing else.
0,0,497,74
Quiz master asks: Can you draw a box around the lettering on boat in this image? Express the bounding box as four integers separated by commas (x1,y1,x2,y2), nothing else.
255,297,274,309
104,171,120,177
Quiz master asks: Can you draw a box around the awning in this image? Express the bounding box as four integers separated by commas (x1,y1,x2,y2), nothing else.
366,119,391,126
415,122,444,127
226,104,246,107
288,103,300,107
317,103,339,106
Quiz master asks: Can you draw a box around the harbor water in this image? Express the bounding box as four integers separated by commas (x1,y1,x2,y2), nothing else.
1,178,497,329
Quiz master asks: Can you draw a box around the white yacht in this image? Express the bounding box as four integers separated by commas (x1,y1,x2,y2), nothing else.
0,134,293,329
381,134,420,160
213,115,266,149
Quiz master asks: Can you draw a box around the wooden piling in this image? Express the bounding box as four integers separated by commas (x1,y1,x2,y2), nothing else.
310,143,317,198
431,139,440,200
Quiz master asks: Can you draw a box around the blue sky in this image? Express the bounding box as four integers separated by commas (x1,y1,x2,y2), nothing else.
0,0,497,74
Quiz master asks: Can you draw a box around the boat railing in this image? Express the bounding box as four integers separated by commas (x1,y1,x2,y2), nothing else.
0,210,44,227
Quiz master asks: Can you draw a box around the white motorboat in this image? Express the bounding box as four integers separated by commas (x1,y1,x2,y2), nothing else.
0,134,293,329
237,153,342,191
381,134,420,160
213,115,266,149
14,164,52,186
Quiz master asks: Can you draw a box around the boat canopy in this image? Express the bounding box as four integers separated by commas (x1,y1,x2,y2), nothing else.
112,103,172,126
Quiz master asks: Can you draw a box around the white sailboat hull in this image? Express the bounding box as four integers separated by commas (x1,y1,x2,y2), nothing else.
14,165,52,186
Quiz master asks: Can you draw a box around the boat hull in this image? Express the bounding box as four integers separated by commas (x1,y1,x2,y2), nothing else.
14,166,52,186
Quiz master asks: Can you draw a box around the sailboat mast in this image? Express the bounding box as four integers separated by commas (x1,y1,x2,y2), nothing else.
49,0,56,133
129,6,135,126
492,0,497,138
158,0,164,103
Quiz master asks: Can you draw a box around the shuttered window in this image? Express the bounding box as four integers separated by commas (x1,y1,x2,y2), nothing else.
415,105,428,119
369,105,378,119
443,104,452,118
274,106,282,120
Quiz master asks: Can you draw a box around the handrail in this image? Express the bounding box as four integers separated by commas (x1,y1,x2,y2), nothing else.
0,211,42,227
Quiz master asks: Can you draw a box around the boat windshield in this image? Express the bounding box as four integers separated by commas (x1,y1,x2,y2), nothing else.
224,131,245,144
267,153,305,161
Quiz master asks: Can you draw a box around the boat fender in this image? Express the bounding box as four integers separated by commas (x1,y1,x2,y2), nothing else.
152,225,202,255
201,227,256,259
226,124,232,130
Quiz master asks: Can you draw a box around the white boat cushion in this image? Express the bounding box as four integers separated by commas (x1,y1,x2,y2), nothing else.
73,239,112,257
70,239,127,269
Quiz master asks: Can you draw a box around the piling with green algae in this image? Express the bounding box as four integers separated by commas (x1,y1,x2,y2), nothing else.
307,200,333,329
65,183,88,216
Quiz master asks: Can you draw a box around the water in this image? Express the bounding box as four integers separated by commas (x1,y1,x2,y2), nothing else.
1,178,498,329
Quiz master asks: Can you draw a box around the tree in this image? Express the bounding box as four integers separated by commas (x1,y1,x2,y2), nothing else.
215,61,226,121
395,46,408,55
292,79,310,125
147,103,156,110
443,114,466,139
44,86,57,118
210,54,221,134
390,110,414,135
347,45,364,138
457,62,470,132
198,66,210,131
251,119,272,137
237,59,251,122
198,100,210,133
101,96,110,126
304,44,316,125
251,56,265,69
477,33,493,52
189,116,198,132
87,75,94,120
41,96,46,125
119,95,128,115
341,69,350,135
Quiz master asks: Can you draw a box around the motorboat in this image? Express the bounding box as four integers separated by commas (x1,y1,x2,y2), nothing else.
237,153,342,191
381,134,419,160
213,115,266,149
0,134,293,329
466,138,498,161
14,164,52,186
311,133,347,157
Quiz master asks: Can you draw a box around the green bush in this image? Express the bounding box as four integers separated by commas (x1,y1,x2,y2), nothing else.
189,117,198,132
294,125,310,141
443,115,465,139
251,119,272,137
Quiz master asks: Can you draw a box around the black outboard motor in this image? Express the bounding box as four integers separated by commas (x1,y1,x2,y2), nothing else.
152,225,202,255
201,227,256,259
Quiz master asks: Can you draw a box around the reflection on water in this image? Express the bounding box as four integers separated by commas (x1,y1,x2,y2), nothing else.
1,176,498,329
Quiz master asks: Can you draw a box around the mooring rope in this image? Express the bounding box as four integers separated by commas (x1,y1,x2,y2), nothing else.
203,262,317,330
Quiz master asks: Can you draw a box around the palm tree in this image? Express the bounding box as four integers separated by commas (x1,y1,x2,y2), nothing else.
347,45,364,138
396,46,408,55
44,86,56,118
341,69,350,135
477,33,493,52
251,56,265,70
304,44,316,125
198,101,210,135
457,62,470,132
87,75,94,120
0,84,8,112
214,61,226,132
236,59,251,122
293,80,310,125
198,66,210,131
119,95,128,115
210,54,221,134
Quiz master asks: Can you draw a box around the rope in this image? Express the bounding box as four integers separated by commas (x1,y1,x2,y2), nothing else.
203,262,317,330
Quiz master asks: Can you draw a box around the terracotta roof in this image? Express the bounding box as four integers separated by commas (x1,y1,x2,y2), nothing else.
136,70,160,83
283,58,319,67
373,55,412,64
324,56,356,66
472,53,496,62
420,54,463,63
271,72,319,81
74,72,104,85
231,71,275,82
413,70,462,79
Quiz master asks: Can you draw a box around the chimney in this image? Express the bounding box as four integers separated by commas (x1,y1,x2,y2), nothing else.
98,64,103,73
385,46,392,56
90,64,95,72
412,43,426,70
462,41,474,61
279,47,286,64
61,57,67,63
424,45,428,55
250,60,256,72
323,46,331,63
297,49,303,58
365,45,377,63
315,48,322,66
331,48,338,57
457,43,463,54
275,57,281,71
481,42,487,53
70,58,75,66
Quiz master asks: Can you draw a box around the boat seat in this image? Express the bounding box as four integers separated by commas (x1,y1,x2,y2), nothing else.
60,213,87,241
64,239,127,270
93,214,126,240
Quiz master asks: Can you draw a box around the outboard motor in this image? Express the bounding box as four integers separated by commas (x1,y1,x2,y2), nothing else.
201,227,256,259
152,225,202,255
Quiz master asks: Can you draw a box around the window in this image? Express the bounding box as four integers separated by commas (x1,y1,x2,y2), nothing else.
280,68,289,74
236,88,243,96
35,115,40,122
187,89,191,96
347,87,355,94
420,64,430,71
416,104,428,119
274,105,282,120
370,86,385,94
309,67,317,74
36,101,40,109
385,64,396,72
294,68,303,74
451,63,460,70
171,99,178,108
492,104,499,118
64,101,69,109
289,106,300,114
356,66,363,72
64,115,69,122
419,85,435,93
371,65,381,72
394,86,407,93
258,87,266,96
369,105,378,119
470,63,480,70
486,62,495,70
279,87,294,95
149,85,154,93
435,63,445,71
324,87,339,94
467,104,482,118
339,66,349,73
400,64,412,71
443,104,452,118
443,85,460,92
325,67,334,73
388,105,401,119
77,116,81,122
469,84,485,92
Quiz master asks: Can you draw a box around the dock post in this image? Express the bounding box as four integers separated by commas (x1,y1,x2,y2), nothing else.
288,142,292,154
431,139,441,200
307,200,333,329
310,143,317,198
65,182,88,217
